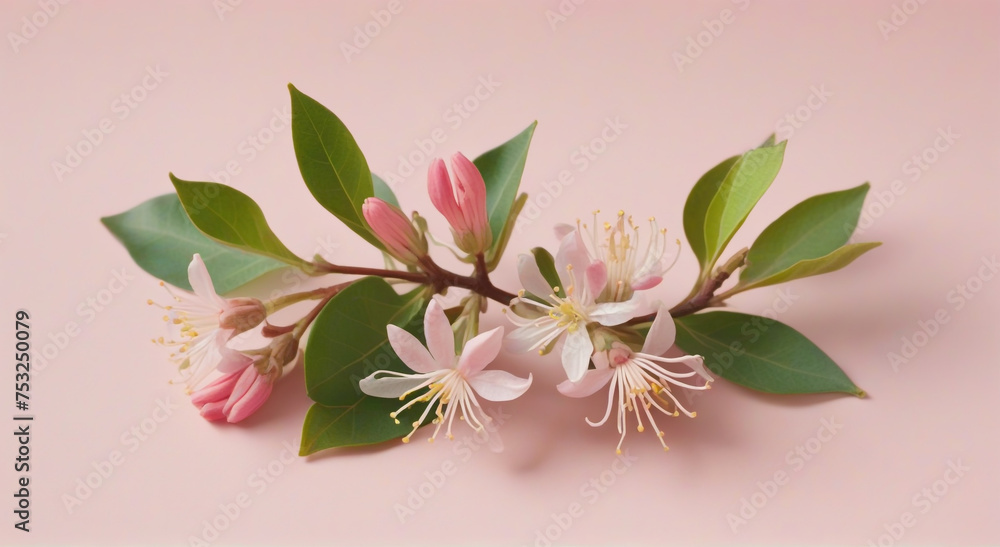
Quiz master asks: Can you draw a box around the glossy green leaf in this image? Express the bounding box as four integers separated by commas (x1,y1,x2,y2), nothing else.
703,141,787,267
288,84,381,248
486,192,527,271
475,122,537,252
170,175,308,268
683,155,739,270
300,277,428,453
304,277,426,406
530,247,565,299
101,194,286,294
674,311,864,396
741,183,870,286
300,398,416,455
371,173,399,208
739,242,881,292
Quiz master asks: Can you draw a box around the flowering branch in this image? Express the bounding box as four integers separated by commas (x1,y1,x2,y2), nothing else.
106,90,877,451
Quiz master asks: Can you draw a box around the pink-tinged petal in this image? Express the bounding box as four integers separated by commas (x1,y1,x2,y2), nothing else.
222,365,259,416
590,300,641,326
359,373,433,399
631,275,662,291
190,370,241,407
557,368,615,398
423,300,455,366
427,158,465,231
226,373,273,423
561,328,594,382
555,229,592,279
585,261,607,301
641,306,676,356
553,223,575,241
592,350,610,370
188,254,225,307
387,324,439,373
467,370,532,401
517,254,556,301
457,326,503,375
199,401,227,421
216,343,254,374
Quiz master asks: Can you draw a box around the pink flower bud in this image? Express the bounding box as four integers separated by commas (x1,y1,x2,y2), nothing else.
362,197,427,265
427,152,492,255
218,297,266,335
223,364,275,423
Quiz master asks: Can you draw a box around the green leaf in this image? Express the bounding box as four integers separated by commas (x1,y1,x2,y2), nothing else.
475,122,537,252
485,192,527,271
760,133,776,148
300,398,416,455
304,277,425,406
170,175,308,268
371,173,399,208
741,183,871,286
674,311,864,396
288,84,381,249
101,194,286,294
703,141,787,268
683,155,740,270
530,247,565,299
738,242,881,292
301,277,428,453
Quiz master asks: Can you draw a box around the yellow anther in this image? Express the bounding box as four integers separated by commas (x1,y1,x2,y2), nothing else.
637,425,645,433
616,448,622,455
147,299,154,305
402,437,410,444
690,412,697,418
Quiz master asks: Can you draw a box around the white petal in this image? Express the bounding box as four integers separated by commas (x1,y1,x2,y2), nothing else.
457,327,503,375
561,328,594,382
641,306,676,356
556,368,614,398
387,324,439,373
590,300,640,326
359,373,429,398
423,300,455,366
467,370,532,401
517,254,556,301
187,254,225,307
505,321,561,353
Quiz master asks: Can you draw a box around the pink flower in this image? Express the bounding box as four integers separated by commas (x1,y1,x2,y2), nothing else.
151,254,266,389
428,152,492,255
360,300,531,445
189,334,301,424
557,306,711,453
362,197,428,265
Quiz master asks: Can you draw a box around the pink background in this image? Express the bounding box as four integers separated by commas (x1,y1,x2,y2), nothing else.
2,1,998,545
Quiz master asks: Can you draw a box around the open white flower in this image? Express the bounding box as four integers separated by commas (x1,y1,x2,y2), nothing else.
360,300,532,445
505,227,640,382
150,254,265,390
557,307,712,454
556,209,680,303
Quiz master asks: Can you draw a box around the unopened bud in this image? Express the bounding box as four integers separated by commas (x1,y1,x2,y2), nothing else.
218,297,266,334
